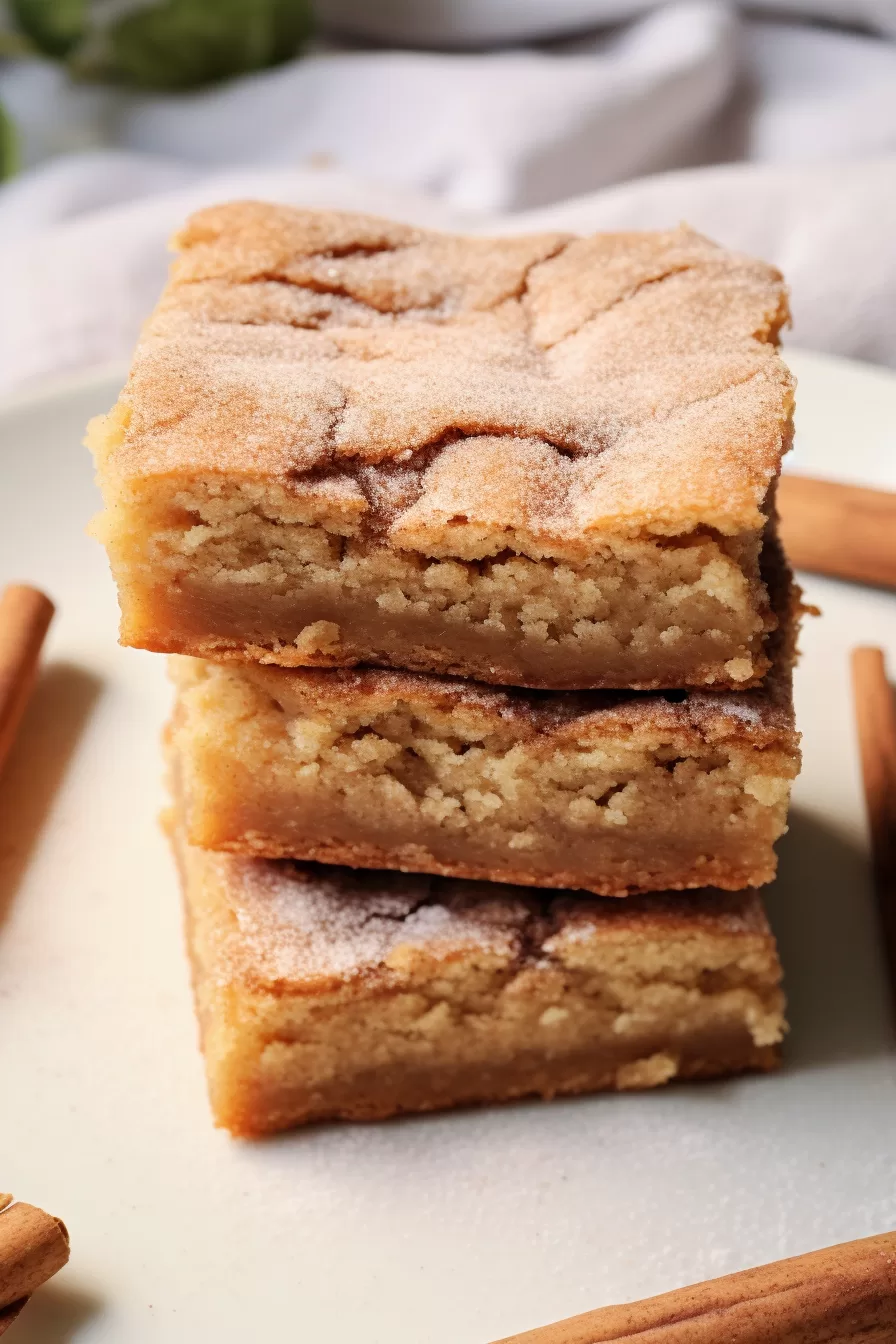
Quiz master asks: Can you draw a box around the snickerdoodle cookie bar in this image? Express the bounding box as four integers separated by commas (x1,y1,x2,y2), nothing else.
90,203,792,690
173,821,785,1135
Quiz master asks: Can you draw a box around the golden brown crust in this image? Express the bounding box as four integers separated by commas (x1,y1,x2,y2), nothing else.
95,203,793,548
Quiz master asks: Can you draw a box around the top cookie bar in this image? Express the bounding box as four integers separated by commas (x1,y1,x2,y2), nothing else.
88,202,793,690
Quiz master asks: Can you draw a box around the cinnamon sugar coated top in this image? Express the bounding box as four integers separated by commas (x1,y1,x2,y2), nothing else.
191,845,773,992
93,202,794,549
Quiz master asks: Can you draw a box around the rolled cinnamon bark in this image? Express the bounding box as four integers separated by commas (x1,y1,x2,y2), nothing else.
0,1202,70,1312
0,584,54,776
852,647,896,1015
776,475,896,590
491,1230,896,1342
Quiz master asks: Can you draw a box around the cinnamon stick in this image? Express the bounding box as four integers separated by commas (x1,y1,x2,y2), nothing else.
851,647,896,1012
776,474,896,589
491,1230,896,1342
0,1201,70,1314
0,585,54,777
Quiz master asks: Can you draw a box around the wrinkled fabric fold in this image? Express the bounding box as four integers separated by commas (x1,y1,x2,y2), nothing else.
2,2,896,390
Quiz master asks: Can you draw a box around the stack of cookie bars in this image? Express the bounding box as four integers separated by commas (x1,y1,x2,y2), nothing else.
89,203,800,1136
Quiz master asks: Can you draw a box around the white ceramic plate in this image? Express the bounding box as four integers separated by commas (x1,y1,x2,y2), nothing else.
1,349,895,1344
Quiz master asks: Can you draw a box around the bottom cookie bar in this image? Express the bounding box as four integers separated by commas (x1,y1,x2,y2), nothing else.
173,824,786,1136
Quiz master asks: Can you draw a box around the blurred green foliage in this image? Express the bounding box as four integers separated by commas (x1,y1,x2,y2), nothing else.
6,0,313,88
85,0,313,89
0,99,17,180
10,0,86,58
0,0,313,179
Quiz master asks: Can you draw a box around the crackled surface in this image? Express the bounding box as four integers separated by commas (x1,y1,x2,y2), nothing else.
167,575,800,897
173,820,785,1135
89,203,793,689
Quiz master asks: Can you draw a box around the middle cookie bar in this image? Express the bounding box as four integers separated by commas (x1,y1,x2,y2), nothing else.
168,637,799,898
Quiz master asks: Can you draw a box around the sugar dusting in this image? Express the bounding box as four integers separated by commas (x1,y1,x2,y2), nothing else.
202,850,772,990
219,857,520,985
105,203,793,543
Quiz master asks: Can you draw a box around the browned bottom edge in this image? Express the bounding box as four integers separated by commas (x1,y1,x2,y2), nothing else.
198,831,771,899
220,1043,781,1138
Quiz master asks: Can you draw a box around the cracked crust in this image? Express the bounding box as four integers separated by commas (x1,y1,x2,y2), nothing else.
94,202,791,541
173,817,785,1134
88,203,793,688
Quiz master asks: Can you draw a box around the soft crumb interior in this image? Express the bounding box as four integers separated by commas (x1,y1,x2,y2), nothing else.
250,930,786,1056
98,476,770,684
172,660,797,890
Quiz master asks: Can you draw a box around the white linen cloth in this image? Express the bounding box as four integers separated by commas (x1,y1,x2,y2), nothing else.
2,1,896,392
313,0,896,43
